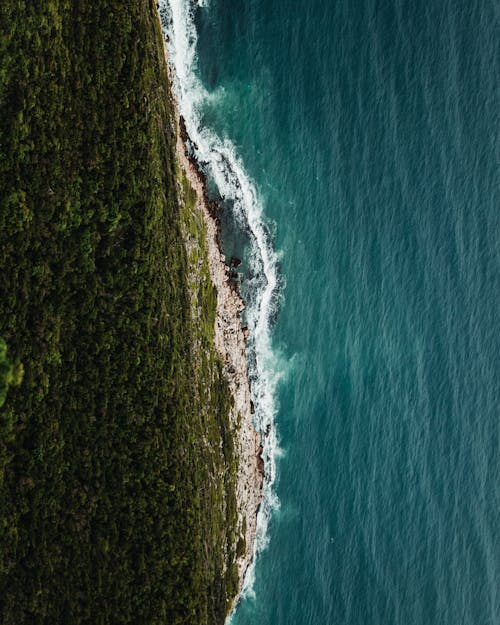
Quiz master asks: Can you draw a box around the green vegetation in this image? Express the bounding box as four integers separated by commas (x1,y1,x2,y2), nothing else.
0,1,239,623
0,338,23,409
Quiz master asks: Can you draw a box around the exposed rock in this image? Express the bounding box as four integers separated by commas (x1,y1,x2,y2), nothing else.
257,444,264,477
156,12,263,610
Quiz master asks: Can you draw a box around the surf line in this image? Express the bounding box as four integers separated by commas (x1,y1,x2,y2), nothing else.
159,0,281,601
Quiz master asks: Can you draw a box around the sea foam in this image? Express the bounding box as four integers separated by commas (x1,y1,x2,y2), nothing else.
159,0,281,603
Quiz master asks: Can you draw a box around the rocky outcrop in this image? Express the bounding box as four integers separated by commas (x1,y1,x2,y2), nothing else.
155,8,263,608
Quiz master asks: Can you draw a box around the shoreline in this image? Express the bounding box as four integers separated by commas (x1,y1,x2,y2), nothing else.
155,7,264,610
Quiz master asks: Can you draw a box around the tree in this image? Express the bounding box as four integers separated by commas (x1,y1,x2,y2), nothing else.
0,337,23,408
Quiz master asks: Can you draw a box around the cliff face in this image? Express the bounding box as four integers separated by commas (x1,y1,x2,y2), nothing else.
0,2,250,623
173,118,263,605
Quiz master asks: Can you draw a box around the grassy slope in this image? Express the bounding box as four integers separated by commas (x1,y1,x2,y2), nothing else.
0,1,238,623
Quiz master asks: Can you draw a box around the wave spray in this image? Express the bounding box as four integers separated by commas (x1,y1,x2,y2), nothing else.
159,0,281,601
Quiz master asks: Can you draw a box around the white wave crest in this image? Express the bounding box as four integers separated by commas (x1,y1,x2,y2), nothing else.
159,0,281,605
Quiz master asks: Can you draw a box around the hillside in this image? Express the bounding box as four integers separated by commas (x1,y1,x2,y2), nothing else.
0,2,239,623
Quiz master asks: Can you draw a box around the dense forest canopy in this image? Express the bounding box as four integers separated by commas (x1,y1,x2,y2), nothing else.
0,1,238,623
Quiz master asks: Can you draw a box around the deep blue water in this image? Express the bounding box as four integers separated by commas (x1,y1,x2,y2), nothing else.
168,0,500,623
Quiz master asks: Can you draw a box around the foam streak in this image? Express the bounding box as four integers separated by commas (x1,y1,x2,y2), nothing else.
159,0,280,602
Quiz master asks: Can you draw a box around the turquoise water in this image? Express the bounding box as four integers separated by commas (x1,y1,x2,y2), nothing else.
162,0,500,623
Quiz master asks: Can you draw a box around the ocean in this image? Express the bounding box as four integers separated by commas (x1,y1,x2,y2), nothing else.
160,1,500,623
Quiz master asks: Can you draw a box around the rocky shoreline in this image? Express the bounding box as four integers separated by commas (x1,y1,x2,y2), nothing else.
156,9,264,610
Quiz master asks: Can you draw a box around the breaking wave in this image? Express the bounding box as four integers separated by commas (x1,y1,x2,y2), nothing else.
159,0,282,604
